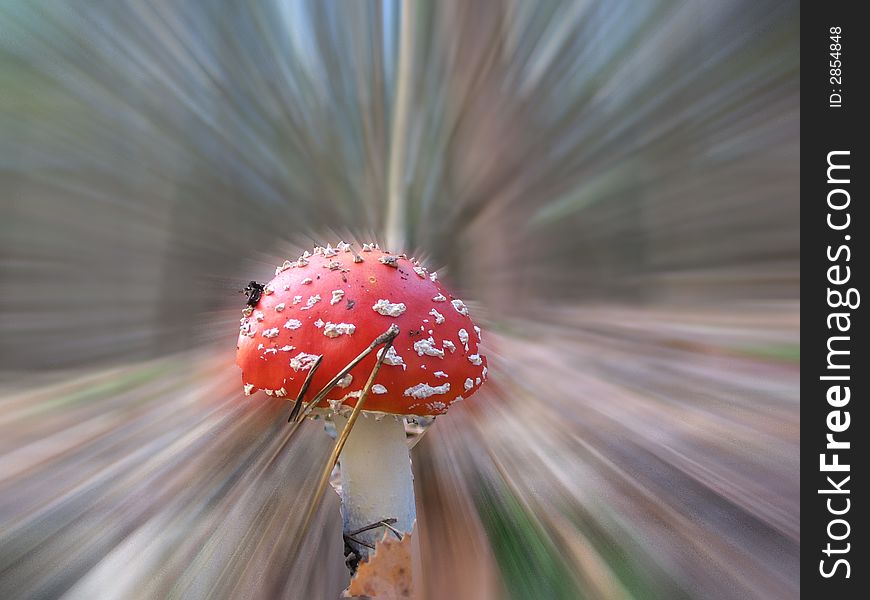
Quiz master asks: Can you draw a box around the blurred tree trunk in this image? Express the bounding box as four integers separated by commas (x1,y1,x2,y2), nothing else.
439,0,535,316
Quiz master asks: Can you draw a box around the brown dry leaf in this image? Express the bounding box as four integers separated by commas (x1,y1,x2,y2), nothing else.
345,529,417,599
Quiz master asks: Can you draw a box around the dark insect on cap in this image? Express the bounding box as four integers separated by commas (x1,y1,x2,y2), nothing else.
243,281,265,307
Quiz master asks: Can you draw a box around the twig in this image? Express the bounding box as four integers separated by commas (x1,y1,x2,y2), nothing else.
291,324,400,424
289,326,400,564
346,518,398,537
288,355,323,421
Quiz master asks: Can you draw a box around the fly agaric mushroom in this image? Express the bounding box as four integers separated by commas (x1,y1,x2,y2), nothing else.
236,244,487,559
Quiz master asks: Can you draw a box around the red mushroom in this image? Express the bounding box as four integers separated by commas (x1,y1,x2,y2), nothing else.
236,243,487,556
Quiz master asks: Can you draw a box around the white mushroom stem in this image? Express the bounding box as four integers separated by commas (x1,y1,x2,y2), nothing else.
333,413,416,555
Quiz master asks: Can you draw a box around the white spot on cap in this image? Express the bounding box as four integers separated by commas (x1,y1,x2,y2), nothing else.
275,303,285,312
284,319,302,330
323,244,338,257
468,354,483,366
430,272,438,281
293,296,303,305
337,374,353,388
474,326,482,341
301,278,313,285
362,243,374,252
263,285,274,295
337,241,352,252
301,294,321,310
262,328,280,338
275,387,287,397
276,260,293,275
482,366,488,379
372,299,406,317
464,378,474,391
330,290,345,305
314,319,325,328
458,328,469,348
290,352,320,371
453,395,464,403
476,377,481,385
434,371,448,379
325,260,341,270
323,322,356,337
280,345,295,352
254,311,265,322
377,346,406,369
263,348,278,356
451,299,469,316
429,309,445,324
378,255,399,267
242,306,253,317
414,337,444,358
432,293,446,302
340,390,363,402
413,266,427,278
428,401,446,411
372,384,388,395
442,340,456,353
244,383,254,396
404,382,451,399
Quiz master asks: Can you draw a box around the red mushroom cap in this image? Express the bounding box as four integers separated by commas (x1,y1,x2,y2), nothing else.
236,244,488,416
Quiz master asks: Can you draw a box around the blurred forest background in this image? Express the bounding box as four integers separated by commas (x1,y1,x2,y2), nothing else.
1,1,798,599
